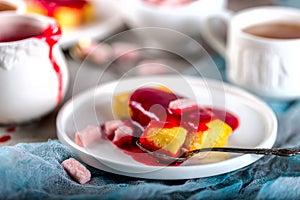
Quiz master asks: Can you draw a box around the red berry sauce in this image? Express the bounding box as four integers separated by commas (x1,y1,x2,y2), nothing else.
36,23,63,104
105,88,239,166
0,135,11,143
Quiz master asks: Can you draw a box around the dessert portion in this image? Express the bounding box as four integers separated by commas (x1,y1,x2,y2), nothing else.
75,87,239,165
116,87,238,154
140,120,187,157
25,0,95,29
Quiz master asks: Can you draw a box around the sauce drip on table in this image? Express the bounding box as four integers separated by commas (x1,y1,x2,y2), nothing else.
0,135,11,143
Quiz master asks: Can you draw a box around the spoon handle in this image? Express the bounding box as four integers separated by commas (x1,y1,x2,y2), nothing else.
185,147,300,157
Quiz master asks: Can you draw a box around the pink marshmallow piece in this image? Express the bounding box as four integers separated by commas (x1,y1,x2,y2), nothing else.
103,120,123,139
111,42,139,63
112,124,134,143
75,125,102,147
75,133,84,147
103,120,135,147
90,43,113,64
136,60,168,76
61,158,91,184
143,0,193,7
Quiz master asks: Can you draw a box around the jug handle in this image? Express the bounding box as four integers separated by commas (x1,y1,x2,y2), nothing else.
201,10,233,57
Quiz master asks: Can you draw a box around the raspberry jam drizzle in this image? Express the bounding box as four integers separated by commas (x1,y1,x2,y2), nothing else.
119,143,180,166
36,24,63,104
129,88,180,126
6,127,16,133
116,108,239,166
129,88,239,133
110,88,239,166
0,127,15,143
0,135,11,143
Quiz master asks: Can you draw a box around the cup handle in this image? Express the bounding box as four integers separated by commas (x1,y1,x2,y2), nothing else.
201,11,233,57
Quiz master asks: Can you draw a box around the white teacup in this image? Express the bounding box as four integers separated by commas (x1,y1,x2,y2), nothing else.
116,0,227,53
0,0,25,13
0,13,69,124
202,6,300,100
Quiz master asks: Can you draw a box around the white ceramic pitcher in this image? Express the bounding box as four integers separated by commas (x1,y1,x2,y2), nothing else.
0,12,69,124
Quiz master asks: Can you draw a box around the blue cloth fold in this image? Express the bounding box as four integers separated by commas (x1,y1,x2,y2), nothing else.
1,100,300,199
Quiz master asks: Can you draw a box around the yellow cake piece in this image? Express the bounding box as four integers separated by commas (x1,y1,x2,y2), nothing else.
154,86,173,93
185,119,233,151
54,6,83,29
140,121,188,157
113,92,131,119
26,2,47,15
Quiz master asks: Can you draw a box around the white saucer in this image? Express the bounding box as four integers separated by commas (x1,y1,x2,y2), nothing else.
57,75,277,180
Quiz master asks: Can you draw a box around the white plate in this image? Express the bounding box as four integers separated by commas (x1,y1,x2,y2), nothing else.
59,0,124,48
57,75,277,180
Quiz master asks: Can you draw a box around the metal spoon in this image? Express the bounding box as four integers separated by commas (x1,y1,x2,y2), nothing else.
136,141,300,163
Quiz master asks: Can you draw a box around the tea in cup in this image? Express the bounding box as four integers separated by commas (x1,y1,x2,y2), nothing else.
0,13,69,124
202,6,300,100
242,21,300,40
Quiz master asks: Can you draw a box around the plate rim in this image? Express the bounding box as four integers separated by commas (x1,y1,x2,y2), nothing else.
57,75,277,179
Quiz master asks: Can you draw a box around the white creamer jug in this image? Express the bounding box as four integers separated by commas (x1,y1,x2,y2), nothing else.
0,12,69,124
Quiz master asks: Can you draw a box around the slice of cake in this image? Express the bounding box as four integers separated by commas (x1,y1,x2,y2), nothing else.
139,120,187,157
184,119,233,151
25,0,95,30
113,92,131,119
